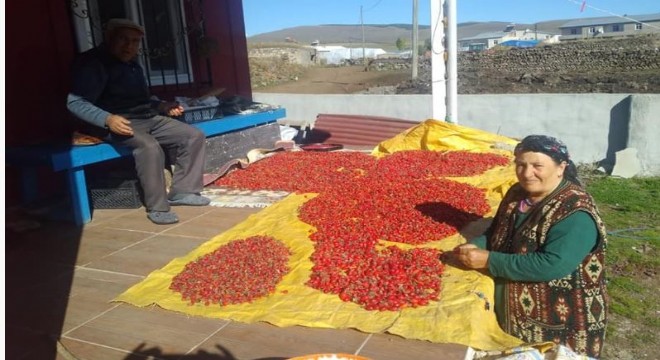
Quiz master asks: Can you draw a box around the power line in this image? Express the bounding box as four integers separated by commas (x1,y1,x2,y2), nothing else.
565,0,660,30
363,0,383,13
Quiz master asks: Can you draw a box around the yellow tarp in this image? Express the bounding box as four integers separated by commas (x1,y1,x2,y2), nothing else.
115,119,524,351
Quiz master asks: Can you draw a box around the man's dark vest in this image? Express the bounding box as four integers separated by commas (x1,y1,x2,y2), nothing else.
488,181,608,358
83,46,156,119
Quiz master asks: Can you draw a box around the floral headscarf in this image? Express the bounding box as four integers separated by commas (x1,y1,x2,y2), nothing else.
514,135,581,186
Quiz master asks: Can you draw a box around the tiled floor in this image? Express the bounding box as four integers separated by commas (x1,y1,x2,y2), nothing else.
6,203,469,360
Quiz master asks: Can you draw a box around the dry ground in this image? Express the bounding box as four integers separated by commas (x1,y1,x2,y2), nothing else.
254,61,660,95
256,65,411,94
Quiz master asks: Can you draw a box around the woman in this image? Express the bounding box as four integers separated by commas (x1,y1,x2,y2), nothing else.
448,135,608,358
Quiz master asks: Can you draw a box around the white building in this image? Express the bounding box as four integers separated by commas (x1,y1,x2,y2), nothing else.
459,24,558,51
313,45,387,65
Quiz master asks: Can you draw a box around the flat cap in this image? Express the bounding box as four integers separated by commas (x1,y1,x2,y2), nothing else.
106,18,145,35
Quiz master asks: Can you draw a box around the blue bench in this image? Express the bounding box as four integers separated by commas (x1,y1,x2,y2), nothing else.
7,108,287,226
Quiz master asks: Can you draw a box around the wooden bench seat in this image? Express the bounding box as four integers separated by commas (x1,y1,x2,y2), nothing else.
6,109,286,225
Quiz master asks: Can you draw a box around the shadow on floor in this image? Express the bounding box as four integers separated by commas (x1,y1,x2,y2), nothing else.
6,206,82,360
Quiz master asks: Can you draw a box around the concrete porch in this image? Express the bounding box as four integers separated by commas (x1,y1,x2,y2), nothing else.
6,202,468,360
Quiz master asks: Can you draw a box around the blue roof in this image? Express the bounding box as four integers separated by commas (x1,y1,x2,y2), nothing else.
499,40,540,48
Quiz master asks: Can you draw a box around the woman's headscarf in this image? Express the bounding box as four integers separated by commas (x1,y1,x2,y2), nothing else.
514,135,581,186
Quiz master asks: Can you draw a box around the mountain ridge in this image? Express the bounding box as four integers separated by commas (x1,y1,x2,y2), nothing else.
247,20,570,46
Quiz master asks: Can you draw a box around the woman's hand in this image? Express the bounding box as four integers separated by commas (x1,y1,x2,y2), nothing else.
445,244,490,270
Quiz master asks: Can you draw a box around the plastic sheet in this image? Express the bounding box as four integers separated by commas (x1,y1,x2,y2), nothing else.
115,119,524,351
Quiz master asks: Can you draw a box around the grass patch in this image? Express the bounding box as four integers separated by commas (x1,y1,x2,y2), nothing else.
585,176,660,330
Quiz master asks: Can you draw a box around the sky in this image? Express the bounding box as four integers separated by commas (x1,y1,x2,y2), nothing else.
242,0,660,36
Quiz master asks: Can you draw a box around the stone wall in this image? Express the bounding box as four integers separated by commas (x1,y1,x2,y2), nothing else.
249,47,316,67
459,34,660,74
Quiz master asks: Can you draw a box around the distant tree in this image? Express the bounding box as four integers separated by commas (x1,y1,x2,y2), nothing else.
395,37,407,51
418,38,432,55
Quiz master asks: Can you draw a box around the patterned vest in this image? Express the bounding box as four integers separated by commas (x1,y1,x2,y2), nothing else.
488,180,608,358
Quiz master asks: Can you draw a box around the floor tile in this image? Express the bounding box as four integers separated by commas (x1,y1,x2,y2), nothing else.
6,221,83,269
358,333,468,360
99,211,184,233
62,268,144,333
164,206,262,238
195,322,370,360
58,337,152,360
74,227,157,266
6,325,59,360
8,195,485,360
6,271,74,337
83,234,207,276
88,208,144,227
65,305,227,356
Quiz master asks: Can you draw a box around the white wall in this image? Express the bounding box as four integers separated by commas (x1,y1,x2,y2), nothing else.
253,93,660,176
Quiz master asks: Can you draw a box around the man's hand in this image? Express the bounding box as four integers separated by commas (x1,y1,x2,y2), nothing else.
158,102,185,117
105,114,133,136
445,244,490,270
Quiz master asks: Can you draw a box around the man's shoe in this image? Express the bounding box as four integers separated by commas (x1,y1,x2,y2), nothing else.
168,193,211,206
147,211,179,225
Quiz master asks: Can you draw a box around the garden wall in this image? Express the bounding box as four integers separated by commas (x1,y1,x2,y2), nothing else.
254,93,660,176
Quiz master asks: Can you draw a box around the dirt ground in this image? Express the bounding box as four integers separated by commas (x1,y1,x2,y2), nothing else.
255,60,660,95
256,65,411,94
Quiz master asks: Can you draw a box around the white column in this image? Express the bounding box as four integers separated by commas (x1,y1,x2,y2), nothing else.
445,0,458,123
430,0,446,121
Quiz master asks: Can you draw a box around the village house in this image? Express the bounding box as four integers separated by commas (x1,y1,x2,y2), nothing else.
559,12,660,40
458,24,558,51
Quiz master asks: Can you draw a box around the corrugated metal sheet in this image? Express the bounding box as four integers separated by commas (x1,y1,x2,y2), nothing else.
304,114,418,146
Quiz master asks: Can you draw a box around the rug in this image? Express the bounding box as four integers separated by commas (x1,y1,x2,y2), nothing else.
201,186,290,208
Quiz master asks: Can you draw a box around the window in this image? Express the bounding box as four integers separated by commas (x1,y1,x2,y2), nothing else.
570,28,579,35
635,23,643,30
70,0,194,86
612,24,622,32
589,27,596,33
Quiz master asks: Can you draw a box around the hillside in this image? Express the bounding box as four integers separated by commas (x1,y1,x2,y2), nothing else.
247,20,566,47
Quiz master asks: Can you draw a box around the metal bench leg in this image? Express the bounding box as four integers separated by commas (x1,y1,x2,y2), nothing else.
67,167,92,226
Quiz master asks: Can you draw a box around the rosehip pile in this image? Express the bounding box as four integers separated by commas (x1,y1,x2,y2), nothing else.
214,151,377,193
170,236,291,306
200,150,510,310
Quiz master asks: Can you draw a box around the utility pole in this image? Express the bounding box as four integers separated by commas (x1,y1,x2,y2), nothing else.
412,0,419,79
534,24,538,40
446,0,457,123
361,5,367,71
431,0,446,121
431,0,457,123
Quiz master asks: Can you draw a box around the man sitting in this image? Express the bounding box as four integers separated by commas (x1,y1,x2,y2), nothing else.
67,18,210,225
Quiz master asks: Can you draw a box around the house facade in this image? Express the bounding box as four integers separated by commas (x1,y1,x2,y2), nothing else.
6,0,253,204
458,24,557,51
559,13,660,40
